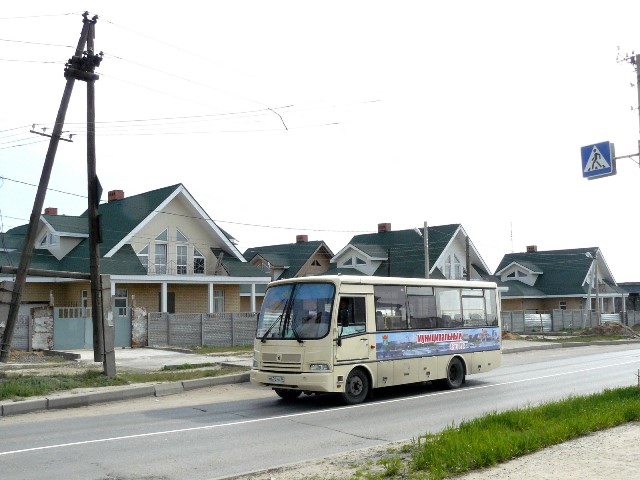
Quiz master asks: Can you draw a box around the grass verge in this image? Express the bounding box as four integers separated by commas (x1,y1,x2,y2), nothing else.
0,365,248,401
361,386,640,479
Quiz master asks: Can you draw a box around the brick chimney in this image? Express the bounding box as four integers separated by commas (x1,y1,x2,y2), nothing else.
378,223,391,233
108,190,124,202
526,245,538,253
44,207,58,215
296,234,308,243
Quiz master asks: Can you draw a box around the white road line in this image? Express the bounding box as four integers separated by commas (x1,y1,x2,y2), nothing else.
1,358,638,456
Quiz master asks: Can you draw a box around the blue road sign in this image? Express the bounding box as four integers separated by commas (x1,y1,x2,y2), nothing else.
581,141,616,179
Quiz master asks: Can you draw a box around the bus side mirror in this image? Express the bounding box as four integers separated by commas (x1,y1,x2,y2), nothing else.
335,327,342,346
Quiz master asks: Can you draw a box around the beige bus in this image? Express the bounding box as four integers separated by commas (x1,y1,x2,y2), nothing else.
250,275,502,404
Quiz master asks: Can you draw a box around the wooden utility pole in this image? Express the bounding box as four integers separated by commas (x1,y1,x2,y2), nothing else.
423,221,429,279
0,13,92,363
1,12,115,376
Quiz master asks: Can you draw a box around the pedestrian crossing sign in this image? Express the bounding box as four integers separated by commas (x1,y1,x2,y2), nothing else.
581,141,616,179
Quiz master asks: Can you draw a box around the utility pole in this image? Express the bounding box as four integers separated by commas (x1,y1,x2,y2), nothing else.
423,221,429,279
465,236,471,281
0,13,92,363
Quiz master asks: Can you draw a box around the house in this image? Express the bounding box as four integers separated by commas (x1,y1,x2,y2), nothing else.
0,184,270,325
493,245,627,314
326,223,492,280
241,235,334,310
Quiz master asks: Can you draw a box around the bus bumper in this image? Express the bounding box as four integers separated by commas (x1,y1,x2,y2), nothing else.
250,369,336,393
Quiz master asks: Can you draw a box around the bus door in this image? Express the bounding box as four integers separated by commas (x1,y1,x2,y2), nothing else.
334,296,370,362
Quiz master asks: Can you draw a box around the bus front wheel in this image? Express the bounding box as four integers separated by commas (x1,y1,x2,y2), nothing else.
275,388,302,401
341,368,369,405
442,357,465,389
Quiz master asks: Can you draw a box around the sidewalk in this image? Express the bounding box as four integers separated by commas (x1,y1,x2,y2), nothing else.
2,339,638,417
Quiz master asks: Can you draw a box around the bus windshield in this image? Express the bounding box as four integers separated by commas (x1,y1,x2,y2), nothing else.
257,282,335,341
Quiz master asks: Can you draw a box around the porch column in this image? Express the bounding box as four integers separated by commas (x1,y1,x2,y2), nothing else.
250,283,256,312
208,283,214,313
161,282,168,312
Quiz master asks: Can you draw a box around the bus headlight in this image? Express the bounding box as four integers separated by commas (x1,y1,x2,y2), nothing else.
309,363,330,371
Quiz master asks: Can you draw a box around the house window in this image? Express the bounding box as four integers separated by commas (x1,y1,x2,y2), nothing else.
213,289,224,312
155,243,167,274
154,229,168,274
193,247,205,274
559,301,567,310
138,245,149,272
311,259,321,267
115,288,128,316
444,254,462,280
176,229,188,243
81,289,88,309
176,245,187,275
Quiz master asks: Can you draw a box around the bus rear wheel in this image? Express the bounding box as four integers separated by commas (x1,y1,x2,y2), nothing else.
341,368,369,405
442,357,465,389
275,388,302,401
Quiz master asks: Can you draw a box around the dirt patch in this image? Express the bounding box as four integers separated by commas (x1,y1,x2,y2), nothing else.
502,331,522,340
581,322,639,337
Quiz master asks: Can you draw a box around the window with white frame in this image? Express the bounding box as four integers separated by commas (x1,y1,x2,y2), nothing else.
81,289,88,309
213,289,224,312
559,301,567,310
137,245,149,272
444,253,462,279
176,245,187,274
176,229,188,243
155,243,167,274
193,247,205,274
154,230,168,274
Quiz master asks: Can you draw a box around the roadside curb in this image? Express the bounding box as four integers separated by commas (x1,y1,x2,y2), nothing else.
0,372,249,418
502,338,640,354
2,340,639,418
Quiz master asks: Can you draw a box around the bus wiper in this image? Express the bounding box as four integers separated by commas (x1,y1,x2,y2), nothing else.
261,313,283,343
289,316,304,344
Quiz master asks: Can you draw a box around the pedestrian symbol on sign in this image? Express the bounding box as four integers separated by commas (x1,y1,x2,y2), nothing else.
584,145,610,173
580,141,616,180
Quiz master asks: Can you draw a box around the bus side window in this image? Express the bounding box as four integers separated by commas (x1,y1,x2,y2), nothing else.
338,297,366,334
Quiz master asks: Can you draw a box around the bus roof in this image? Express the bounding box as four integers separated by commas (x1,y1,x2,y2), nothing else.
267,275,498,290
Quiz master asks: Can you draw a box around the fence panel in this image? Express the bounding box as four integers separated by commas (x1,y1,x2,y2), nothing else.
148,312,258,348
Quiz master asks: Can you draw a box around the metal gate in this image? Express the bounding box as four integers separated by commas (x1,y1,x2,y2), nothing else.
53,307,131,349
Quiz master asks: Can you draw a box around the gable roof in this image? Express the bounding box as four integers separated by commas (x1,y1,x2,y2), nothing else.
494,247,616,297
243,240,333,280
332,224,483,278
95,184,243,260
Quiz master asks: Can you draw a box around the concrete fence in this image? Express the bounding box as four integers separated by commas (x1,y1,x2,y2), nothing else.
502,309,640,334
148,312,258,348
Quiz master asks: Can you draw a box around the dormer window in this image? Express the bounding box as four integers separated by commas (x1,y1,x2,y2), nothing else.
39,232,58,247
507,269,528,279
340,255,366,268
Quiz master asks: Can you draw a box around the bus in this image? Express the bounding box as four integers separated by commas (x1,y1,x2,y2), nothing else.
250,275,502,404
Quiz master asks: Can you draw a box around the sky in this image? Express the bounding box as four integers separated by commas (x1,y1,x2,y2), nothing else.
1,1,640,282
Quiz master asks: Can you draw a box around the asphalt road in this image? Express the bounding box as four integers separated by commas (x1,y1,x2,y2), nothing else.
1,343,639,479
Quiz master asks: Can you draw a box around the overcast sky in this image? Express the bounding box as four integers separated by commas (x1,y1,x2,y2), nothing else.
1,1,640,282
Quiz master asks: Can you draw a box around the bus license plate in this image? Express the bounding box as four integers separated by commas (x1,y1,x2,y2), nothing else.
268,376,285,383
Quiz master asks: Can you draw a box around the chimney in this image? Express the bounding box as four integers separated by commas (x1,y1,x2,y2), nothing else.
108,190,124,202
296,234,308,243
526,245,538,253
378,223,391,233
44,207,58,215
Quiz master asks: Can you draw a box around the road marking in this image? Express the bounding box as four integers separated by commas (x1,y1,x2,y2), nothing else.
1,357,638,456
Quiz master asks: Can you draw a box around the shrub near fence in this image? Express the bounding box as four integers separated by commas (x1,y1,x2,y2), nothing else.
148,312,258,348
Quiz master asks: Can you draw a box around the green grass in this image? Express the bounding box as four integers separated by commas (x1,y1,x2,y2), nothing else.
0,365,248,401
360,386,640,479
189,344,253,355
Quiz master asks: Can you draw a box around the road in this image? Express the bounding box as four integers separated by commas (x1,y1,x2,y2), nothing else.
1,344,639,480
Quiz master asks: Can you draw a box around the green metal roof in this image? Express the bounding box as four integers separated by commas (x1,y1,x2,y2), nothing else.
41,215,88,235
494,248,597,297
243,240,333,280
345,224,461,278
